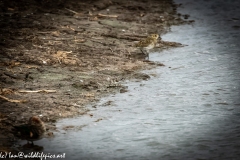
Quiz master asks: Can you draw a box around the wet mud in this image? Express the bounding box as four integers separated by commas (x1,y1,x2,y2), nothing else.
0,0,191,154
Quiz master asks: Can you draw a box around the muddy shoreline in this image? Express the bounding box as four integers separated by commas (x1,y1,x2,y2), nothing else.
0,0,191,154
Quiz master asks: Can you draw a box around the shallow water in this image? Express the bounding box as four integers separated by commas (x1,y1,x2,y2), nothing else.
22,0,240,159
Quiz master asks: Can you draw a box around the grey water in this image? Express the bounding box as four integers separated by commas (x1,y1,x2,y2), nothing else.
28,0,240,159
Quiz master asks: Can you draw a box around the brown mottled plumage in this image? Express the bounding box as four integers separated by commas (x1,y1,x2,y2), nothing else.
13,116,46,144
135,34,159,58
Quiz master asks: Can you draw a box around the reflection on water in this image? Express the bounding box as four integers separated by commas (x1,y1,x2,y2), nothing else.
22,0,240,159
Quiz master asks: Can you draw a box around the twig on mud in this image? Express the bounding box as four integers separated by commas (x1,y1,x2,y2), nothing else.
18,90,57,93
90,39,103,44
67,25,75,31
72,39,85,43
41,37,74,41
65,8,79,14
65,8,85,19
97,13,118,18
24,65,39,69
0,95,27,103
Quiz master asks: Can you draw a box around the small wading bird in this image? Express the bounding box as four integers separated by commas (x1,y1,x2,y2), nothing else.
135,34,160,59
13,116,46,145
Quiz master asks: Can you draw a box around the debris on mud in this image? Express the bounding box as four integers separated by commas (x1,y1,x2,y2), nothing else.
0,0,192,152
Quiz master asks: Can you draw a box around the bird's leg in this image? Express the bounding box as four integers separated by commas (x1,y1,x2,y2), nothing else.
140,48,145,55
144,50,149,60
140,48,148,55
140,49,149,59
144,51,149,60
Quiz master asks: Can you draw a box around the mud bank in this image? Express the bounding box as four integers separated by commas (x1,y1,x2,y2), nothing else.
0,0,191,153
